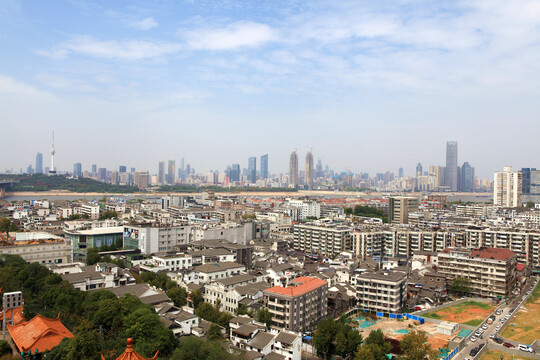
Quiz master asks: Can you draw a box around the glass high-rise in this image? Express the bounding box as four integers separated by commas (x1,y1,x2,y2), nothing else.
167,160,176,184
305,151,314,190
158,161,166,184
248,157,257,183
73,163,82,178
260,154,268,179
35,152,43,174
445,141,458,191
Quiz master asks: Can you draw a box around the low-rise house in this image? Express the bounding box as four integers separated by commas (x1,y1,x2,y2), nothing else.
52,262,134,291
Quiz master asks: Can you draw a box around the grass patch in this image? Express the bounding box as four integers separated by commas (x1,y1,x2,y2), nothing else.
501,282,540,344
464,319,483,327
460,301,493,310
422,312,443,319
481,349,535,360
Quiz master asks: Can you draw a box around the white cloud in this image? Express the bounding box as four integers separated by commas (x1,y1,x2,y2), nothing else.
37,36,182,60
130,17,158,30
0,74,53,100
183,21,277,50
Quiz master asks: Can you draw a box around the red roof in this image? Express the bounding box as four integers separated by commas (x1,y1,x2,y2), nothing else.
7,314,73,353
264,277,327,297
101,338,158,360
471,247,516,261
516,263,526,271
0,307,25,325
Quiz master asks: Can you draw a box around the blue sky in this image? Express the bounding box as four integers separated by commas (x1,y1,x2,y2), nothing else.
1,0,540,177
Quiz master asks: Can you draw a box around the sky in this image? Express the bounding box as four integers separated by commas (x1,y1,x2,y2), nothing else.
1,0,540,178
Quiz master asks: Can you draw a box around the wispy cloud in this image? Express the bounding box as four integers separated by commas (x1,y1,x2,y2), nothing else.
37,36,181,60
129,17,158,30
182,21,277,50
0,74,53,100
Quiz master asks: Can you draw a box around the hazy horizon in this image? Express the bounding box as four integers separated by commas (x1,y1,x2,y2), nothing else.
2,1,540,178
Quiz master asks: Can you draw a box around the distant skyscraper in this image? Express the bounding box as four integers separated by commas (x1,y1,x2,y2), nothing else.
180,157,185,170
445,141,458,191
289,151,298,188
398,167,404,178
231,164,240,182
48,132,56,175
460,162,474,192
26,165,33,174
248,157,257,183
158,161,166,185
111,170,119,185
97,168,107,181
92,164,97,173
521,168,540,203
494,166,521,207
168,160,176,184
416,163,423,178
119,165,127,173
305,151,314,190
260,154,268,179
73,163,82,178
35,153,43,174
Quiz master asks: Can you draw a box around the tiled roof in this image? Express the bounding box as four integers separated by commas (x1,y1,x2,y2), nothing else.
264,277,327,298
471,247,516,261
0,307,25,325
7,314,74,353
101,338,158,360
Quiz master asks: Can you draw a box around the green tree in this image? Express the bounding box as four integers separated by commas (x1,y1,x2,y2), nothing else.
344,207,353,215
191,289,204,309
313,318,339,359
256,308,272,328
99,210,118,220
526,201,535,208
0,218,17,234
171,336,235,360
235,304,248,315
335,325,363,359
355,345,377,360
167,286,188,307
364,329,392,360
206,323,224,341
451,277,471,295
399,330,438,360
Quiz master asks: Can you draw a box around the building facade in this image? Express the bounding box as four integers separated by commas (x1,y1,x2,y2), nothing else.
494,167,522,207
353,270,407,313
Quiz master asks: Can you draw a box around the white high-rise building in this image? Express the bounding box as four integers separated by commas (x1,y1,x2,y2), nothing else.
494,166,522,207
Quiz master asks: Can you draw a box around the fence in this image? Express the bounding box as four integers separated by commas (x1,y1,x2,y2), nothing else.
443,345,459,360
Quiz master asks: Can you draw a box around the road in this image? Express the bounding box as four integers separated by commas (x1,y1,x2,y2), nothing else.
454,277,539,360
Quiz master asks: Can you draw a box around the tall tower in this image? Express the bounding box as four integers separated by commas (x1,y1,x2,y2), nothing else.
167,160,176,184
158,161,166,185
260,154,269,179
305,150,314,190
35,152,43,174
445,141,458,191
289,150,298,188
248,157,257,183
48,132,56,175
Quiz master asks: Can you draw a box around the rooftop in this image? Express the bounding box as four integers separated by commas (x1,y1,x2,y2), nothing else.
195,262,244,273
264,277,327,298
8,314,74,353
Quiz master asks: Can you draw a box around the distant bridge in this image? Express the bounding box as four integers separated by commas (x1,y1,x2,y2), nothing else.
0,181,16,198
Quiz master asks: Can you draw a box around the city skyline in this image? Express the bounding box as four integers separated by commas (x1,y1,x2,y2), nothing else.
2,1,540,176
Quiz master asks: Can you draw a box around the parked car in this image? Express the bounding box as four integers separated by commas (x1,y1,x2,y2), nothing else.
482,324,488,330
469,348,478,356
519,344,533,353
495,310,502,315
493,338,504,344
503,342,515,348
470,336,477,342
489,333,495,339
478,343,485,349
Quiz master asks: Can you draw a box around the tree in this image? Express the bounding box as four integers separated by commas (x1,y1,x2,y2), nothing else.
191,289,204,309
171,336,234,360
313,318,339,359
364,329,392,360
355,345,377,360
206,323,223,341
399,330,438,360
256,308,272,328
526,201,535,208
451,277,471,295
344,207,353,215
335,325,363,359
167,286,188,307
99,210,118,220
235,304,248,316
0,218,17,234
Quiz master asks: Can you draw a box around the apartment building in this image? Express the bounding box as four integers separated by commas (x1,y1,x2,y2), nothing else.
438,247,517,298
132,253,193,272
80,204,100,220
286,199,321,221
194,262,246,284
123,224,192,254
353,270,407,313
388,196,419,224
263,277,328,332
293,222,353,257
494,167,522,207
0,234,72,264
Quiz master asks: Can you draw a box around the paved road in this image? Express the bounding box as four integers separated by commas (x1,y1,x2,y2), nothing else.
453,277,539,360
